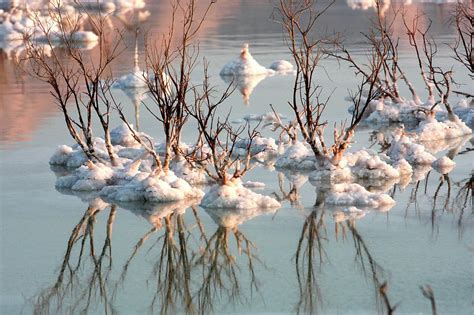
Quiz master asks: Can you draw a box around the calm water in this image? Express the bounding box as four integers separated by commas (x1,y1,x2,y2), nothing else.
1,0,473,314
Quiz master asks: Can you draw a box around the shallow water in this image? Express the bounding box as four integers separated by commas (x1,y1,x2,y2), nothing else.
1,0,473,314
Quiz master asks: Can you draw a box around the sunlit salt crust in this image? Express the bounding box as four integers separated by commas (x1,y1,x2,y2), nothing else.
432,156,456,174
100,169,204,202
357,98,474,132
220,43,274,77
387,130,436,165
275,141,317,170
269,60,294,74
325,183,395,209
56,161,115,191
200,180,281,209
416,116,472,142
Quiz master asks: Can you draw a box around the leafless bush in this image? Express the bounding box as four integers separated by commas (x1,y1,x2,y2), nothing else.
142,0,215,171
183,66,262,185
21,1,124,165
276,0,384,167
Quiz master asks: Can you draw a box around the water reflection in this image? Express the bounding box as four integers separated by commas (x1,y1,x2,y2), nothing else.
220,73,271,105
32,194,273,314
33,200,116,314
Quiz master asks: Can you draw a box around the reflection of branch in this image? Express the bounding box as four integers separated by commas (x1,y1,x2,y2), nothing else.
295,208,327,315
149,213,194,315
347,222,397,314
454,173,473,239
33,203,116,314
194,223,260,315
273,172,301,206
420,285,437,315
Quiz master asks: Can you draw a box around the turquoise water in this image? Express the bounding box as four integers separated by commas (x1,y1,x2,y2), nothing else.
1,1,472,314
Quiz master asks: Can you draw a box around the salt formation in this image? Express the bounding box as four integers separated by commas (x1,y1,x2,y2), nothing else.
387,128,436,165
100,169,204,202
325,183,395,208
355,97,474,133
416,116,472,142
56,161,114,191
220,43,274,76
233,136,279,160
275,141,316,170
200,179,281,209
344,150,399,179
432,156,456,174
269,60,294,73
169,156,211,185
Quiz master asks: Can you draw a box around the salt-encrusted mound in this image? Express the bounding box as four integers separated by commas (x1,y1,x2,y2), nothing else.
269,60,294,73
345,150,400,179
100,170,204,203
49,137,134,168
112,68,146,89
170,157,211,185
200,180,281,209
240,111,287,124
56,161,114,191
309,164,352,184
432,156,456,174
436,99,474,129
392,158,413,176
416,116,472,141
387,130,436,165
363,98,433,124
333,206,367,222
275,141,316,170
110,123,151,147
325,183,395,208
220,43,274,76
233,136,279,160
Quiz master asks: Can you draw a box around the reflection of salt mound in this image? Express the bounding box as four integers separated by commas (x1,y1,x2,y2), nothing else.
220,43,274,76
206,205,277,228
325,183,395,209
116,199,198,227
333,207,367,222
201,180,281,210
220,72,269,104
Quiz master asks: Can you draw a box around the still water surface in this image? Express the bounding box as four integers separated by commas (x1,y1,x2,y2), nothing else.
0,0,472,314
